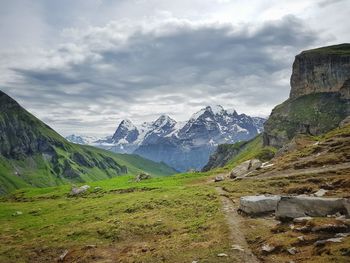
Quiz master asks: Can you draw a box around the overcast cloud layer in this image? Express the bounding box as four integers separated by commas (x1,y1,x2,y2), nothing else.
1,0,349,136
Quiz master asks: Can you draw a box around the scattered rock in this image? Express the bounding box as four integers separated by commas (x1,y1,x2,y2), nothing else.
231,244,245,252
313,189,328,197
94,187,102,191
287,247,298,255
135,173,152,182
214,175,225,182
276,196,349,220
297,236,305,242
230,159,262,179
261,162,274,168
314,238,343,246
312,224,348,233
239,195,280,215
335,233,350,238
217,253,228,257
70,185,90,196
261,244,275,253
58,250,69,262
293,216,313,223
12,211,23,216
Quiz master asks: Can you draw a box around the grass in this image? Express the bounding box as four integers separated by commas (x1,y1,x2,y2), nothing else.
301,43,350,55
0,170,237,263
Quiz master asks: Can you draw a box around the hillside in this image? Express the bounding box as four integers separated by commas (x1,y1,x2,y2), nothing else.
0,91,176,194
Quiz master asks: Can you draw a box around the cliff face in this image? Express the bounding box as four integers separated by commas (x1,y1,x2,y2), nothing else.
264,44,350,148
290,44,350,99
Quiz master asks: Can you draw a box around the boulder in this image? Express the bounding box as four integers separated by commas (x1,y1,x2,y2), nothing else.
70,185,90,196
214,175,225,182
230,159,262,179
135,173,152,182
239,195,281,215
276,196,349,220
313,189,328,197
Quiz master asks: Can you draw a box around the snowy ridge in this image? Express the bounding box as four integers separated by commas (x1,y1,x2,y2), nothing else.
67,105,266,171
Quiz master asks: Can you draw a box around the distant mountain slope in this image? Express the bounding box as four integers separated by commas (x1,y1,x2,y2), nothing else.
0,91,176,194
67,105,265,171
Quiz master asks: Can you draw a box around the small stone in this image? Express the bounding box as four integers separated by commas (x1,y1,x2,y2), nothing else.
58,250,69,262
217,253,228,257
287,247,297,255
12,211,23,216
297,236,305,242
192,261,198,263
214,176,224,182
261,244,275,253
335,233,350,238
231,244,245,252
293,216,312,223
313,189,328,197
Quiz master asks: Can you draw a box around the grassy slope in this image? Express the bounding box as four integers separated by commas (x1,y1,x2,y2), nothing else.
264,92,349,147
301,43,350,55
0,171,234,263
0,91,176,194
0,144,177,194
216,124,350,263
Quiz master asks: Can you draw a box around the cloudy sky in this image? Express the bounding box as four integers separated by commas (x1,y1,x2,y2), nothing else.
0,0,349,136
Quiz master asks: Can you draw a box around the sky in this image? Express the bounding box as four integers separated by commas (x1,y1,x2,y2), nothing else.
0,0,349,136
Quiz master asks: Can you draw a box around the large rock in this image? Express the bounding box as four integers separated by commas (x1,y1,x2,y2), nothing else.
230,159,262,179
135,173,152,182
239,195,281,215
70,185,90,196
276,196,349,220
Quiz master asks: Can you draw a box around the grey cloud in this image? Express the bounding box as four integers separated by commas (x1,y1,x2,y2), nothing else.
318,0,345,8
6,15,318,135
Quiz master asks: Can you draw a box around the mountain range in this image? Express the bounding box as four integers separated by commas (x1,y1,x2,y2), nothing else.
67,105,265,171
0,91,176,194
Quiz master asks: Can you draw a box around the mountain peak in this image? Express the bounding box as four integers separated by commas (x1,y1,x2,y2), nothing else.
190,105,225,120
119,119,137,130
153,114,176,127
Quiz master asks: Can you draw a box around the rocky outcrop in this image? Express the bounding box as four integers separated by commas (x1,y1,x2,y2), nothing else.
229,159,262,179
264,44,350,148
276,196,349,220
290,44,350,99
239,195,281,215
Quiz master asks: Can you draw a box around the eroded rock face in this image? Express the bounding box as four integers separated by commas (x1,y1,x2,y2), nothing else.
290,45,350,99
263,44,350,148
276,196,349,220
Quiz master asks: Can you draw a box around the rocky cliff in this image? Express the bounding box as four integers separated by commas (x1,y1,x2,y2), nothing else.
290,44,350,99
264,44,350,148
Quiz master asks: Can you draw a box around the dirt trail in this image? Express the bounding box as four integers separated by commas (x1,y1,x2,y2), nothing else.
215,187,259,263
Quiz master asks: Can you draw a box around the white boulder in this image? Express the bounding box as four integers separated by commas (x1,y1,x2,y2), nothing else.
239,195,281,215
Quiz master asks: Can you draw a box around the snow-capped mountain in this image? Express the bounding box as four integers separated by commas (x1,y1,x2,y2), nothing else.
73,105,265,171
65,134,100,145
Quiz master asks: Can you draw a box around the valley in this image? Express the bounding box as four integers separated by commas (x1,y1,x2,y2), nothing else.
0,41,350,263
